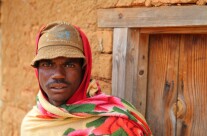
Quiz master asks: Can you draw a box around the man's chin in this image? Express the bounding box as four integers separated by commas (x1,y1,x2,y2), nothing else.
48,97,69,107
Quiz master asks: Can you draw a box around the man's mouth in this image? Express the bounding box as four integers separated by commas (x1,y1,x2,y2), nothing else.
49,83,68,89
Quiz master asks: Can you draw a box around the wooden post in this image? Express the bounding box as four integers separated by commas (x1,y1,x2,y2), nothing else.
135,34,149,116
125,29,140,103
112,28,128,98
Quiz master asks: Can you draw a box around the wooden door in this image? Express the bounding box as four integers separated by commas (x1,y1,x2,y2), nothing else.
146,34,207,136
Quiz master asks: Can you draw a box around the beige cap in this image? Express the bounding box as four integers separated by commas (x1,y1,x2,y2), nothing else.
31,21,85,67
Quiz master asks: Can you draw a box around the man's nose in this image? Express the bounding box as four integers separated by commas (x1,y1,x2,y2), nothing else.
51,66,65,79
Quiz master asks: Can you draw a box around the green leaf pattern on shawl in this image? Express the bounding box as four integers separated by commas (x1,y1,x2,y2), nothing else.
112,128,128,136
61,104,95,113
121,98,136,110
63,128,75,135
62,103,139,135
113,106,137,121
86,117,108,128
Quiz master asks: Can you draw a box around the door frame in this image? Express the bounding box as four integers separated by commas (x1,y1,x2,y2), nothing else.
98,6,207,116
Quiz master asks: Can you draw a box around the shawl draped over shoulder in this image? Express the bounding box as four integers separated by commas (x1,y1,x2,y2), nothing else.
21,24,152,136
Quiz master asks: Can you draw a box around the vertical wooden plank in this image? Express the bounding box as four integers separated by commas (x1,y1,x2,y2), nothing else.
0,30,2,98
146,34,179,136
177,34,207,136
176,34,188,136
112,28,128,98
124,29,140,103
0,30,2,132
133,34,149,116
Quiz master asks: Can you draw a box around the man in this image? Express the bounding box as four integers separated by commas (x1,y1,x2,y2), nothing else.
21,21,152,136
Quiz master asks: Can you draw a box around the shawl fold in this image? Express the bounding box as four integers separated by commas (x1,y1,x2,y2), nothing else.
21,80,152,136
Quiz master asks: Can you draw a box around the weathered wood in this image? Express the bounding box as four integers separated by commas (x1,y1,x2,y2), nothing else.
177,34,207,136
112,28,149,116
112,28,128,98
98,6,207,28
134,34,149,116
140,27,207,34
176,35,187,136
0,30,1,98
146,34,179,136
106,6,207,135
124,29,140,103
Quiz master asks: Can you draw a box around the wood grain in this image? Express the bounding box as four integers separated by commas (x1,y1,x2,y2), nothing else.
134,34,149,116
177,34,207,136
112,28,128,98
146,34,179,135
98,6,207,28
124,29,140,103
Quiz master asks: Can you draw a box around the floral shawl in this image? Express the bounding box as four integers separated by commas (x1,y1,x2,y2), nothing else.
21,80,152,136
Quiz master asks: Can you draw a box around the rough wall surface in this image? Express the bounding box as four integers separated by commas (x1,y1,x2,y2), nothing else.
0,0,205,136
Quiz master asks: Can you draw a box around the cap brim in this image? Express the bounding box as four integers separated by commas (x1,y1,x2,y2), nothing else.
31,45,86,67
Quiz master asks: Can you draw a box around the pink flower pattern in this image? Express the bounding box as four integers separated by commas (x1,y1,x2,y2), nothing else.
36,93,152,136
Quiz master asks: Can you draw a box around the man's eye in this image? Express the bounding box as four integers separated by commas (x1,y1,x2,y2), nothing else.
40,62,53,67
65,63,75,68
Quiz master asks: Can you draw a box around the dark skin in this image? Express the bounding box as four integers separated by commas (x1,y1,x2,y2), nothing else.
38,57,83,107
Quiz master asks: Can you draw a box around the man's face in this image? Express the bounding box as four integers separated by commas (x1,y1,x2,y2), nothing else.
38,57,83,107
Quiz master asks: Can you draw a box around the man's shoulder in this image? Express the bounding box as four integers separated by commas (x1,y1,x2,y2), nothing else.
21,106,39,125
